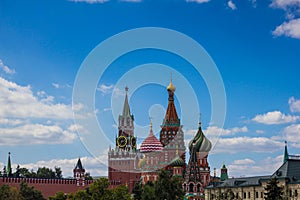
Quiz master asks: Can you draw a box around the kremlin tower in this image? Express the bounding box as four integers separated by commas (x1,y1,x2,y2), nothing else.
108,87,141,192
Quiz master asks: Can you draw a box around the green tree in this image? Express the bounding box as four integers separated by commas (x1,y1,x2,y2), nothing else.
141,183,155,200
73,190,91,200
19,182,45,200
49,191,67,200
88,178,112,200
0,184,20,200
112,185,131,200
54,167,63,179
36,167,55,179
84,172,93,180
132,182,142,200
154,170,184,200
264,177,283,200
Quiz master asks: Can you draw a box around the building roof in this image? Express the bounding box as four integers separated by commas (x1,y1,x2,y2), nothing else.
74,158,84,170
140,121,163,153
207,159,300,189
206,175,270,189
272,159,300,183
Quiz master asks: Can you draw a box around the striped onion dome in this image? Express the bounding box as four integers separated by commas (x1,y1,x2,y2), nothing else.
170,155,185,167
140,122,163,153
188,122,212,153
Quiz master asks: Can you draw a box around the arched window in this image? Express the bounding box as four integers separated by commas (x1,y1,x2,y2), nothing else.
189,183,194,193
197,183,201,192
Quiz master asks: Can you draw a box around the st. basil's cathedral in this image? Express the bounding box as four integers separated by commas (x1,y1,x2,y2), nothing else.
108,78,212,199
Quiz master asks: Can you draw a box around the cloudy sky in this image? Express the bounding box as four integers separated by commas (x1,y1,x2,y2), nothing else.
0,0,300,178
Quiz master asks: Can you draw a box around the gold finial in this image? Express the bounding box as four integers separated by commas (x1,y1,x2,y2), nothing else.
167,72,176,92
176,144,179,155
150,116,153,130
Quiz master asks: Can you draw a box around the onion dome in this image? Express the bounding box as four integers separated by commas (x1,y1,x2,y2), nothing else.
140,119,163,153
188,122,212,153
170,155,185,167
167,76,176,92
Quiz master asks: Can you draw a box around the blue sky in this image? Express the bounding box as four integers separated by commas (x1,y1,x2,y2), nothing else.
0,0,300,177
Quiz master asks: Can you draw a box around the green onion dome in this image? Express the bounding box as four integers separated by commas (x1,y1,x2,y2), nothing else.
170,155,185,167
188,123,212,153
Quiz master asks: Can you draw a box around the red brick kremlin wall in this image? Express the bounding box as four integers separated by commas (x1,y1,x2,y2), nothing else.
0,177,93,199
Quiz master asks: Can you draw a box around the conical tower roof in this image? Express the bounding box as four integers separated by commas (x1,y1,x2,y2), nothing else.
7,152,12,176
188,122,212,153
140,119,163,153
122,86,131,117
74,158,84,170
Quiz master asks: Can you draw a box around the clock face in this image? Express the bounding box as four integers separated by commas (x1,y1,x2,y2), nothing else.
117,136,127,148
131,137,137,148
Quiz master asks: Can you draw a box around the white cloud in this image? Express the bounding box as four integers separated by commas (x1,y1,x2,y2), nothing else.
228,155,283,177
97,84,114,94
52,83,60,89
283,124,300,144
0,60,15,75
69,0,109,3
186,0,210,3
252,111,300,124
228,0,237,10
0,77,73,120
270,0,300,10
17,154,108,177
232,158,255,165
0,124,77,145
212,136,283,154
272,18,300,39
289,96,300,112
0,76,85,145
256,130,265,134
185,126,248,138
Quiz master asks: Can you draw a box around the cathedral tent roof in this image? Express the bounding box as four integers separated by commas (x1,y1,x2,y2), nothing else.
140,121,163,153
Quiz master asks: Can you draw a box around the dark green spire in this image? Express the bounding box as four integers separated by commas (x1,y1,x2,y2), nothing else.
7,152,12,177
283,141,289,163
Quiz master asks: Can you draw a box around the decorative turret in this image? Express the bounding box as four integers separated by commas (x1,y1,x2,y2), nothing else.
73,158,85,186
220,164,228,181
188,122,212,153
140,118,163,153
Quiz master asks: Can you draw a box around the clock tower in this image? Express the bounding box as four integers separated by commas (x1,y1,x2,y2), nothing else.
108,87,141,192
116,86,137,150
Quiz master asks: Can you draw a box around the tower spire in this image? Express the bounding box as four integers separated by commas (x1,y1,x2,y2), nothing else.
283,141,289,163
149,116,153,136
122,86,131,117
7,152,12,177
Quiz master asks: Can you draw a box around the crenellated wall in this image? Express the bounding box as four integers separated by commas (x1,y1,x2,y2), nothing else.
0,177,93,199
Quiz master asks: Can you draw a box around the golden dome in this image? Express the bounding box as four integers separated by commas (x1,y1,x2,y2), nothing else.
167,80,176,92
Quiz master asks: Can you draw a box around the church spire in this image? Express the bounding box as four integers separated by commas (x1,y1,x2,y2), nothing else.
7,152,12,177
163,75,179,126
283,141,289,163
122,86,131,117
